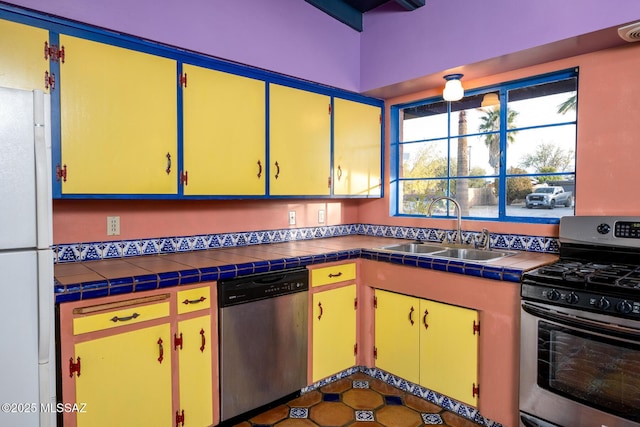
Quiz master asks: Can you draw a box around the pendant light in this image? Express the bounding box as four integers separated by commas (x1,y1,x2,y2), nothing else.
481,92,499,107
443,74,464,101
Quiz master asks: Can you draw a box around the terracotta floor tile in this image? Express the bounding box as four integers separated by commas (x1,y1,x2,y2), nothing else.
369,378,405,396
442,411,484,427
319,378,352,393
249,405,289,425
342,388,384,409
351,422,384,427
288,391,323,407
403,393,444,413
375,405,422,427
308,401,354,426
275,419,317,427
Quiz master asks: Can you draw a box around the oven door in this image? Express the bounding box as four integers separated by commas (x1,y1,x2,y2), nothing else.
520,301,640,427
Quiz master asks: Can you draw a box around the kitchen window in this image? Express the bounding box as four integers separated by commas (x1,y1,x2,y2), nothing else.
390,69,578,223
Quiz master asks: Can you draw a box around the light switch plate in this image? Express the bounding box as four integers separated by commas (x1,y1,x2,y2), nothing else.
288,211,296,225
318,209,325,224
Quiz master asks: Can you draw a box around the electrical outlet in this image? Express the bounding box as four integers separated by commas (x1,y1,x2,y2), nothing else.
288,211,296,226
318,209,325,224
107,216,120,236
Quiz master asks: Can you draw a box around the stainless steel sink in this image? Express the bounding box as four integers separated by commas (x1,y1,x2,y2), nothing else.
374,242,515,263
376,243,445,254
432,247,514,262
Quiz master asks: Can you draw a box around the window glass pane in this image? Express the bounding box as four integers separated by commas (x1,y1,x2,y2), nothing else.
508,78,577,128
401,101,448,142
400,140,449,179
449,93,500,136
506,124,576,173
400,179,447,215
452,135,498,179
507,174,575,217
451,178,498,219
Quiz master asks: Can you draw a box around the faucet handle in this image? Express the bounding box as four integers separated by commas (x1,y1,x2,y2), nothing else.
475,228,490,250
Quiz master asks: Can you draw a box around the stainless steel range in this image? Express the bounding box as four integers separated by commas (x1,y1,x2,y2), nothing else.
520,216,640,427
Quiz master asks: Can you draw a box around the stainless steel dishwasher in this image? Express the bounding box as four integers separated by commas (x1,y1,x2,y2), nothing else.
218,267,309,423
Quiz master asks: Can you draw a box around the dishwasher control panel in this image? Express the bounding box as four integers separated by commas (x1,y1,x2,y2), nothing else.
218,268,309,307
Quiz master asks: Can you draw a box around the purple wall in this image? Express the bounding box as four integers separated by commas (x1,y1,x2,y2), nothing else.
360,0,640,93
5,0,362,92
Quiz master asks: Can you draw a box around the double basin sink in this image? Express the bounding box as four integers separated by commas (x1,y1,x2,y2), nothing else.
374,242,515,263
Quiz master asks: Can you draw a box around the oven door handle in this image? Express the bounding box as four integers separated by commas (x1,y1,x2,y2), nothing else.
523,303,640,340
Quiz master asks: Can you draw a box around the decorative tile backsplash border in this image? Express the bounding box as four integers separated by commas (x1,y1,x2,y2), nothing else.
54,223,559,263
302,366,503,427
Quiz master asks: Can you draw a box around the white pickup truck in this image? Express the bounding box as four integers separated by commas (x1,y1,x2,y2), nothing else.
525,186,573,209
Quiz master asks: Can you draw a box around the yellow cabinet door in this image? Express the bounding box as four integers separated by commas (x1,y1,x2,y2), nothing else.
269,84,331,196
333,98,382,196
183,64,265,195
0,19,49,91
374,290,420,384
419,300,478,406
176,315,213,427
74,323,173,427
59,35,177,194
312,285,356,382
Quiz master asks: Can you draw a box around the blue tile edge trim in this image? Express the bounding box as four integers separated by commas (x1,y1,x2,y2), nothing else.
301,366,503,427
54,223,559,263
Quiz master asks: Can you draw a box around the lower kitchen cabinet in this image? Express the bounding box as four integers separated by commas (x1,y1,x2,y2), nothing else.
59,285,215,427
74,323,173,427
312,284,356,382
374,289,479,406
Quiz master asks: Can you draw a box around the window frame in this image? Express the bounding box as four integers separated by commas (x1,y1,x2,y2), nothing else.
389,68,578,224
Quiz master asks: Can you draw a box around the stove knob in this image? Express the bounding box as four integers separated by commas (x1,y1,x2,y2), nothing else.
595,297,611,310
616,300,633,314
566,292,579,304
597,223,611,235
547,289,561,301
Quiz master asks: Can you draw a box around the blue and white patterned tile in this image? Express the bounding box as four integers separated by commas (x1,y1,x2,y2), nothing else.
141,239,160,255
353,380,369,389
422,413,444,424
57,244,81,263
546,237,560,253
176,236,194,252
159,238,177,253
192,235,209,251
289,408,308,419
122,240,142,257
509,235,528,251
492,234,510,249
81,242,103,261
355,411,375,422
103,241,123,259
527,236,545,252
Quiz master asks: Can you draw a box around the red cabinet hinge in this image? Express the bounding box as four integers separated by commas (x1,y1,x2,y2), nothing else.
180,170,188,186
379,113,382,124
354,297,357,310
373,346,378,359
69,357,81,378
180,73,187,88
354,343,357,356
176,409,185,427
473,320,480,335
374,295,377,308
174,332,183,350
44,71,55,90
44,42,65,63
327,176,331,188
56,164,67,182
472,383,480,398
328,103,332,115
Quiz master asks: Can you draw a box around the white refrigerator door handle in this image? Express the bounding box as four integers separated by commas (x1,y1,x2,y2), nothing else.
33,90,53,249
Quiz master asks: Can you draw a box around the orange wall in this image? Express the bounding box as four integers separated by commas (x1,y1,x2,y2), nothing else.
358,42,640,238
52,43,640,245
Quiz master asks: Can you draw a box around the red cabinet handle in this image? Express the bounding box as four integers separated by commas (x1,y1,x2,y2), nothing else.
166,153,171,175
409,306,415,325
337,165,342,180
158,338,164,364
257,160,262,178
274,161,280,179
328,272,342,278
200,329,206,353
423,308,429,330
317,301,323,321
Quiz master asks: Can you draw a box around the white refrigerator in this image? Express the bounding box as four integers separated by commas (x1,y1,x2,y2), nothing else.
0,87,56,427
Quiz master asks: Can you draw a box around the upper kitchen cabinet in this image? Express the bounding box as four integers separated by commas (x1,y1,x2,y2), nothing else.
269,84,331,196
0,18,49,92
333,98,382,197
58,35,177,195
182,64,266,196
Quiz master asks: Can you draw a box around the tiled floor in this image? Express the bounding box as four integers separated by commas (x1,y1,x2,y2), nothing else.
234,372,482,427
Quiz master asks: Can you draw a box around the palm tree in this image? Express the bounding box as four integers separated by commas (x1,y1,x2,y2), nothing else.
557,94,576,115
456,110,469,216
478,107,519,175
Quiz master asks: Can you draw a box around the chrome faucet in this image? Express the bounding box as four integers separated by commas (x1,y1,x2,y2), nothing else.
426,196,463,245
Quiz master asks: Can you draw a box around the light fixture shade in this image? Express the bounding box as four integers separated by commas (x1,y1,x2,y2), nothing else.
481,92,499,107
443,74,464,101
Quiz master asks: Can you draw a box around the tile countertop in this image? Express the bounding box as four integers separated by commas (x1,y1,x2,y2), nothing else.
53,236,558,303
